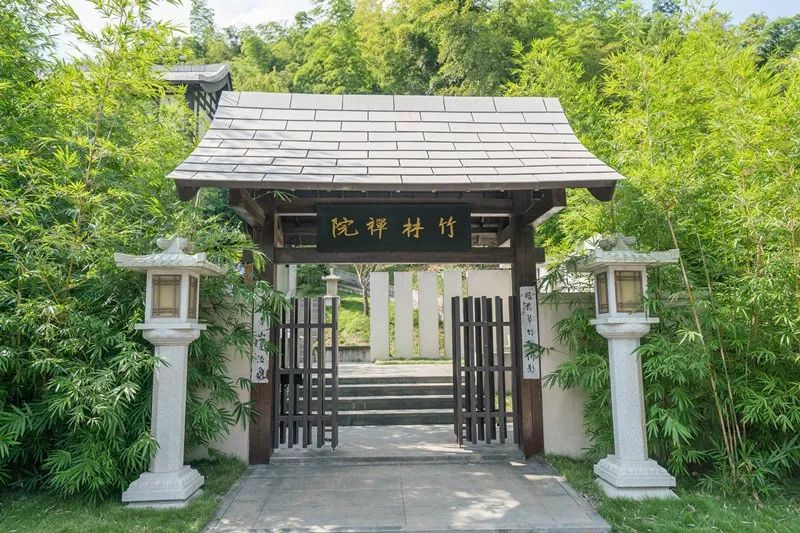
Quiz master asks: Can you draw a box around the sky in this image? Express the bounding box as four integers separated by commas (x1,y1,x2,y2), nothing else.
61,0,800,57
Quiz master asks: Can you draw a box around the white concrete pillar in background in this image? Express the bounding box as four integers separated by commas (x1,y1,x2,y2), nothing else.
369,272,390,360
442,270,462,359
287,264,297,296
394,271,413,359
417,271,440,358
276,264,289,293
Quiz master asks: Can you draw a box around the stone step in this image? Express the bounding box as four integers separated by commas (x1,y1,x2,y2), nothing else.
337,394,453,411
268,448,523,466
337,383,453,397
334,375,452,385
338,409,454,426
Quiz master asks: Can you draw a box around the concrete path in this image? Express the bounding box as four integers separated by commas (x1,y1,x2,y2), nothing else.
208,425,609,532
208,459,608,532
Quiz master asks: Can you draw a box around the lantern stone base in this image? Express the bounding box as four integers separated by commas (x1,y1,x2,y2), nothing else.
594,455,676,500
122,466,204,508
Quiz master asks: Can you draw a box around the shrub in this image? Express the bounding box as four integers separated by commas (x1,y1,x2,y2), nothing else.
0,0,275,499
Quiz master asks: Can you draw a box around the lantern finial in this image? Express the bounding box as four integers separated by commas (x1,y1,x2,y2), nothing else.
156,236,194,254
598,233,636,251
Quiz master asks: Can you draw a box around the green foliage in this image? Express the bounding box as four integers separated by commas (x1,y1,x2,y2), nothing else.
549,454,800,532
296,264,328,295
0,456,246,532
504,5,800,494
0,0,277,500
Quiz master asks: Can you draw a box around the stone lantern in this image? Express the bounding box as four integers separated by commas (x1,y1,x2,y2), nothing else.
322,268,341,298
115,237,225,508
578,234,679,500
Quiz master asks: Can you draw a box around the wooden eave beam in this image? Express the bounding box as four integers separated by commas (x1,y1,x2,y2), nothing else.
229,189,266,228
274,247,544,265
275,196,513,216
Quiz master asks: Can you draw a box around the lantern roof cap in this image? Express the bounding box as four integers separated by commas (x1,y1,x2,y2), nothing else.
114,237,226,276
577,233,678,271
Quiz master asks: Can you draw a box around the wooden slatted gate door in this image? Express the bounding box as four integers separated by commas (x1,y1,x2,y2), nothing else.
450,296,520,445
272,296,339,449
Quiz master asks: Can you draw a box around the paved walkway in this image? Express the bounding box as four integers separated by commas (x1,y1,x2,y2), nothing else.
269,425,523,466
208,426,609,532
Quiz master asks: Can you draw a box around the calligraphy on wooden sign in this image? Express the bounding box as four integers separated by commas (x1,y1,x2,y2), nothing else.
316,204,471,252
520,285,541,379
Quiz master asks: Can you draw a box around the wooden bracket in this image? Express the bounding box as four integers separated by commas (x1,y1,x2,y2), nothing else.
588,184,616,202
175,185,200,201
229,189,266,228
497,189,566,245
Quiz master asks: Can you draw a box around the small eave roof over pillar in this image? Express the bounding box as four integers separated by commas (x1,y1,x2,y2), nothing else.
168,92,624,192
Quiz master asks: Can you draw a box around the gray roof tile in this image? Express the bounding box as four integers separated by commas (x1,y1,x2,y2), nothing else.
369,131,424,141
260,109,315,120
171,91,623,190
343,94,393,111
493,97,545,112
230,119,287,130
444,96,495,112
396,121,450,132
290,93,342,110
421,112,472,123
343,121,395,132
394,95,444,111
205,129,257,140
238,92,289,108
216,106,261,119
286,121,341,131
368,111,421,122
219,140,279,149
449,122,502,133
523,112,569,124
316,110,368,121
312,131,367,141
254,130,312,141
543,97,563,112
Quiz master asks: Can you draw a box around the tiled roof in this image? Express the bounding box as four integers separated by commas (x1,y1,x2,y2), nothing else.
168,92,623,191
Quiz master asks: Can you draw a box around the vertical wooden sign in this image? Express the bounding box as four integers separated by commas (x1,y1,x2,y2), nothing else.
519,285,540,379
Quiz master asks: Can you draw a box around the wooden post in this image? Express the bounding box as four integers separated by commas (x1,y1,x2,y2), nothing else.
510,191,545,457
249,203,276,464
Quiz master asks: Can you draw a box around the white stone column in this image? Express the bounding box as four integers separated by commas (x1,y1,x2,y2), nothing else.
369,272,390,360
276,264,289,293
593,322,676,500
394,271,413,359
288,264,298,296
122,325,205,507
442,270,462,359
417,271,439,358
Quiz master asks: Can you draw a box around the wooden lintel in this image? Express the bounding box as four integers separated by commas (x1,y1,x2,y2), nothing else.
175,185,200,201
229,189,265,228
276,196,513,216
274,247,543,265
588,184,616,202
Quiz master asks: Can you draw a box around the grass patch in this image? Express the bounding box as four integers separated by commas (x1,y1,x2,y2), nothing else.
337,292,374,346
0,456,245,533
375,358,451,365
549,455,800,532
